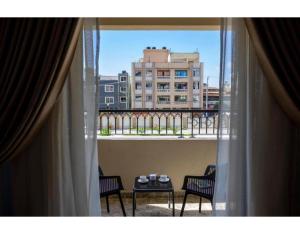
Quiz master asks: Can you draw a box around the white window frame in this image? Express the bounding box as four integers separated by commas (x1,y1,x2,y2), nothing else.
105,96,114,104
105,85,114,92
135,95,142,102
120,86,127,92
120,76,127,82
120,96,127,103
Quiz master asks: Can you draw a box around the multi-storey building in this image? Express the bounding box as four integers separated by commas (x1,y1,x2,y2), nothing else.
131,47,204,109
98,70,130,109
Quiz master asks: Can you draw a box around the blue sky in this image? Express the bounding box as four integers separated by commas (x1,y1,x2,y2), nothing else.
99,30,220,87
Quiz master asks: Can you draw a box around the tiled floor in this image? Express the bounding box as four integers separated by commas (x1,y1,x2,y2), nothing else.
101,193,212,217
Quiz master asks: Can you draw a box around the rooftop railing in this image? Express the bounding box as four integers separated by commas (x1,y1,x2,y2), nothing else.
98,109,227,138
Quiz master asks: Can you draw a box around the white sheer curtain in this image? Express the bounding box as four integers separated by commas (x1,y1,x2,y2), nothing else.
2,19,101,216
214,18,297,216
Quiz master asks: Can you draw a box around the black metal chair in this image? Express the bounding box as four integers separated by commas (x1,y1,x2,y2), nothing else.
180,165,216,216
99,167,126,216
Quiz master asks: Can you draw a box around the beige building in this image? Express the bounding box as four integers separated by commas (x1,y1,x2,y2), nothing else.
131,47,204,109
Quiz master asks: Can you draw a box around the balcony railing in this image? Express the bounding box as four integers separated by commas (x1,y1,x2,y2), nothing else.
98,109,225,138
175,89,188,92
157,88,170,92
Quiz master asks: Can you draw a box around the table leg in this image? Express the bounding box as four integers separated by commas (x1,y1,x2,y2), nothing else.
172,191,175,216
132,191,136,216
168,192,171,208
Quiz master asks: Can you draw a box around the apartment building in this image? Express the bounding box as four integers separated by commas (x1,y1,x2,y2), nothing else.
131,47,204,109
98,70,130,109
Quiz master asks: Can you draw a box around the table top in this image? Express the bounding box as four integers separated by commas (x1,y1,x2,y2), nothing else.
133,176,173,192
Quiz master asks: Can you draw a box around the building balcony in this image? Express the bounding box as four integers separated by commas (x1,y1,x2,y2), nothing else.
98,109,223,216
175,76,189,79
135,76,142,81
193,76,201,81
145,62,153,68
145,76,153,81
145,88,153,94
135,89,142,95
157,76,170,80
174,89,188,93
157,89,170,93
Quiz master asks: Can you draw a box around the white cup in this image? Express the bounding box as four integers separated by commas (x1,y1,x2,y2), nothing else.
160,175,168,180
149,173,157,181
139,175,147,181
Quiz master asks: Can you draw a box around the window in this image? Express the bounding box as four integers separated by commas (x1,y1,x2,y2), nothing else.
146,70,153,76
175,95,187,102
146,81,152,89
135,95,142,101
105,97,114,104
135,82,142,90
175,82,188,90
146,95,152,102
105,85,114,92
135,70,142,76
120,86,127,92
157,82,170,90
193,81,200,89
120,76,127,82
120,97,127,103
157,70,170,77
175,70,188,77
192,69,200,77
157,95,170,103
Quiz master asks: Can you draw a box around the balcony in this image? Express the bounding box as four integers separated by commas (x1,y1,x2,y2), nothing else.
157,76,170,80
174,89,188,93
135,89,142,94
98,109,225,216
145,88,153,94
157,88,170,93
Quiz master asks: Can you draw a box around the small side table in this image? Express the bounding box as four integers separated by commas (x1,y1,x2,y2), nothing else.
132,177,175,216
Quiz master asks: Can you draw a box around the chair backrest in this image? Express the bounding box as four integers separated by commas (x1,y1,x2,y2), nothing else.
204,165,216,178
98,166,104,176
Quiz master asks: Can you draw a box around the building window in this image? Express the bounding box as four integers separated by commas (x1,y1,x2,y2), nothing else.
174,82,188,90
146,95,152,102
175,95,187,103
175,70,188,77
145,70,152,76
157,70,170,77
193,69,200,77
135,95,142,101
135,70,142,76
105,85,114,92
193,81,200,89
120,97,127,103
120,86,127,92
146,81,152,89
105,97,114,104
135,82,142,90
157,95,170,103
120,76,127,82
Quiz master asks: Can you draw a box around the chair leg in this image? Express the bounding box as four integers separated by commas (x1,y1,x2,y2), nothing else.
180,192,188,216
199,197,202,213
118,191,127,216
106,196,110,213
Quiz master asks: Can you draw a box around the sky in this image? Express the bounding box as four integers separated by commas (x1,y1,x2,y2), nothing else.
99,30,220,87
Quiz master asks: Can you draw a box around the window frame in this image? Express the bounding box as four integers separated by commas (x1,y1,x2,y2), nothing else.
104,85,114,92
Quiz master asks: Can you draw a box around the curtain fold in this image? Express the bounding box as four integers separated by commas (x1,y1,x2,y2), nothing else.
0,18,82,164
214,18,300,216
245,18,300,124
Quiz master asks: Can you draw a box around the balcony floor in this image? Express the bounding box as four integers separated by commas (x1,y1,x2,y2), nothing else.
100,194,212,217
